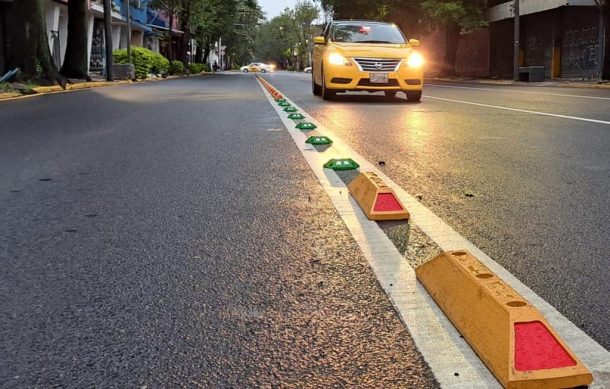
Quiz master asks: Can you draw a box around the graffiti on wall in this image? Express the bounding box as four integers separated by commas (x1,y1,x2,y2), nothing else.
563,26,599,73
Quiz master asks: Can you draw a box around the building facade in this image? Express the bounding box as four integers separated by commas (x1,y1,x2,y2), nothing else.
421,0,609,80
487,0,608,79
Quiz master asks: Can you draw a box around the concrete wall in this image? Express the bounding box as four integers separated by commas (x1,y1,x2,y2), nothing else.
489,6,603,79
489,19,514,78
560,7,601,78
420,28,490,78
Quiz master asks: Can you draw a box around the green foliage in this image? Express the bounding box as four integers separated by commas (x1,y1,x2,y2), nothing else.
171,60,185,74
188,62,208,73
254,1,320,69
420,0,487,32
113,47,169,78
151,52,170,74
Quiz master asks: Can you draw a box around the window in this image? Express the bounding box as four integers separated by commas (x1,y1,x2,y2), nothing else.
331,22,406,44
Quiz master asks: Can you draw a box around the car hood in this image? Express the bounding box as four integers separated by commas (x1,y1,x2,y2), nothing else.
330,43,413,58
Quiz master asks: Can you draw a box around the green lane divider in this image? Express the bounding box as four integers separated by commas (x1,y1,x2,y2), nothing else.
296,122,317,130
288,113,305,120
283,107,298,113
306,136,333,145
323,158,359,171
276,98,287,104
278,101,291,107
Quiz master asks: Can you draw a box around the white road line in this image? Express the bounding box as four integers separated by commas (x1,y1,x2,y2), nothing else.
257,77,610,388
428,83,610,101
424,95,610,125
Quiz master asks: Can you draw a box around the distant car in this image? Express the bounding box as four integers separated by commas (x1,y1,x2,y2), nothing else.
240,63,274,73
311,20,424,101
304,67,312,73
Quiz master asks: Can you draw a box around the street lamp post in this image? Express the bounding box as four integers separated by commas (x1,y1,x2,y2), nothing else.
126,0,132,64
513,0,520,81
103,0,114,81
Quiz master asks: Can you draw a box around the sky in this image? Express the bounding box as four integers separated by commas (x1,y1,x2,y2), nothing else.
258,0,301,19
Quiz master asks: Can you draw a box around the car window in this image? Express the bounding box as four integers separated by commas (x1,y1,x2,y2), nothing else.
331,22,406,44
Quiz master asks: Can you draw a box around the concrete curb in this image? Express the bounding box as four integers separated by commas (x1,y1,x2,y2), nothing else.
0,73,214,103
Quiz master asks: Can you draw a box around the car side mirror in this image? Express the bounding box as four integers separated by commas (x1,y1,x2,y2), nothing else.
409,39,420,47
314,36,326,45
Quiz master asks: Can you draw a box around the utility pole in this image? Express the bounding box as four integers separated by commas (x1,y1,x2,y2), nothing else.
103,0,113,81
126,0,132,64
513,0,520,81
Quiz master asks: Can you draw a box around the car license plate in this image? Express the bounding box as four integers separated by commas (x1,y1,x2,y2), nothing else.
370,73,389,83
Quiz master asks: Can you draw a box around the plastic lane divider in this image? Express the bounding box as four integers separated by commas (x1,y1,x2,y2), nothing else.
348,172,410,221
415,250,593,389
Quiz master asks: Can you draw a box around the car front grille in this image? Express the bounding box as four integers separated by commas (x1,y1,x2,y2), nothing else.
353,58,402,72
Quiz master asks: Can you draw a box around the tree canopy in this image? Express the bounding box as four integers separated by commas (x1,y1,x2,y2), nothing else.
254,1,320,69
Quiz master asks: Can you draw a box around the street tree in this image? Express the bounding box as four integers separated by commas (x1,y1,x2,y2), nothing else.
419,0,487,75
254,12,298,67
5,0,65,85
290,1,320,69
191,0,238,65
150,0,182,66
61,0,90,79
222,0,264,67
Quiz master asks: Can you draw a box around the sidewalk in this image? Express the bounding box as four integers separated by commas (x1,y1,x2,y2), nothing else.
0,73,206,102
427,76,610,89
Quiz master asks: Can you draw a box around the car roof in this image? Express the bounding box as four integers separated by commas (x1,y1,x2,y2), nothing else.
331,20,395,24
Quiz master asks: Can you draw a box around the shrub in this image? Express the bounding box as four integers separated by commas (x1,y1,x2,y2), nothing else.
150,52,169,75
171,60,185,74
113,47,169,79
188,63,208,74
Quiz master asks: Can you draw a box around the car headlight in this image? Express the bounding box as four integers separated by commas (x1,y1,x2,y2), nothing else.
406,52,424,68
327,53,351,66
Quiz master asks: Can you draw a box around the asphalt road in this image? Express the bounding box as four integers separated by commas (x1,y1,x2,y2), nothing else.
262,72,610,351
0,76,439,388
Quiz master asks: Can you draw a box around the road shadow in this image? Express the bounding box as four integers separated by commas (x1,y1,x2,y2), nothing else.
325,92,422,105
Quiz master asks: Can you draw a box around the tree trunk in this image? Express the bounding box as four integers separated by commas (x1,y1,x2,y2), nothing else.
168,8,174,71
195,41,203,63
61,0,90,80
442,22,460,77
180,3,191,66
203,38,211,64
0,2,8,75
7,0,65,85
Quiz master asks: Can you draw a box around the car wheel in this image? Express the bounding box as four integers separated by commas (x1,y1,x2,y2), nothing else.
261,69,267,73
384,91,397,98
242,69,249,73
312,68,322,96
321,65,336,101
406,91,422,102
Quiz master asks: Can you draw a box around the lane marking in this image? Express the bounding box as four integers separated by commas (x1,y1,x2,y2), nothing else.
423,95,610,125
257,77,610,388
428,83,610,101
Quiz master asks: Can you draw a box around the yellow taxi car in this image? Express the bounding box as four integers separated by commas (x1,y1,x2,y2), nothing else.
312,20,424,101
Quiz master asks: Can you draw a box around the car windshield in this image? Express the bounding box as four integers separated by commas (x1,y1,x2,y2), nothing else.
331,22,406,44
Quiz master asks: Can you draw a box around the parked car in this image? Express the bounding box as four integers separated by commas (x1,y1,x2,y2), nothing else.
240,63,274,73
304,67,312,73
311,20,424,101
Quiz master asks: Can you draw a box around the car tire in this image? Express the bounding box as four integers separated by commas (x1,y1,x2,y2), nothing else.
384,91,397,98
321,65,336,101
312,69,322,96
261,69,267,73
242,69,249,73
406,91,422,102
